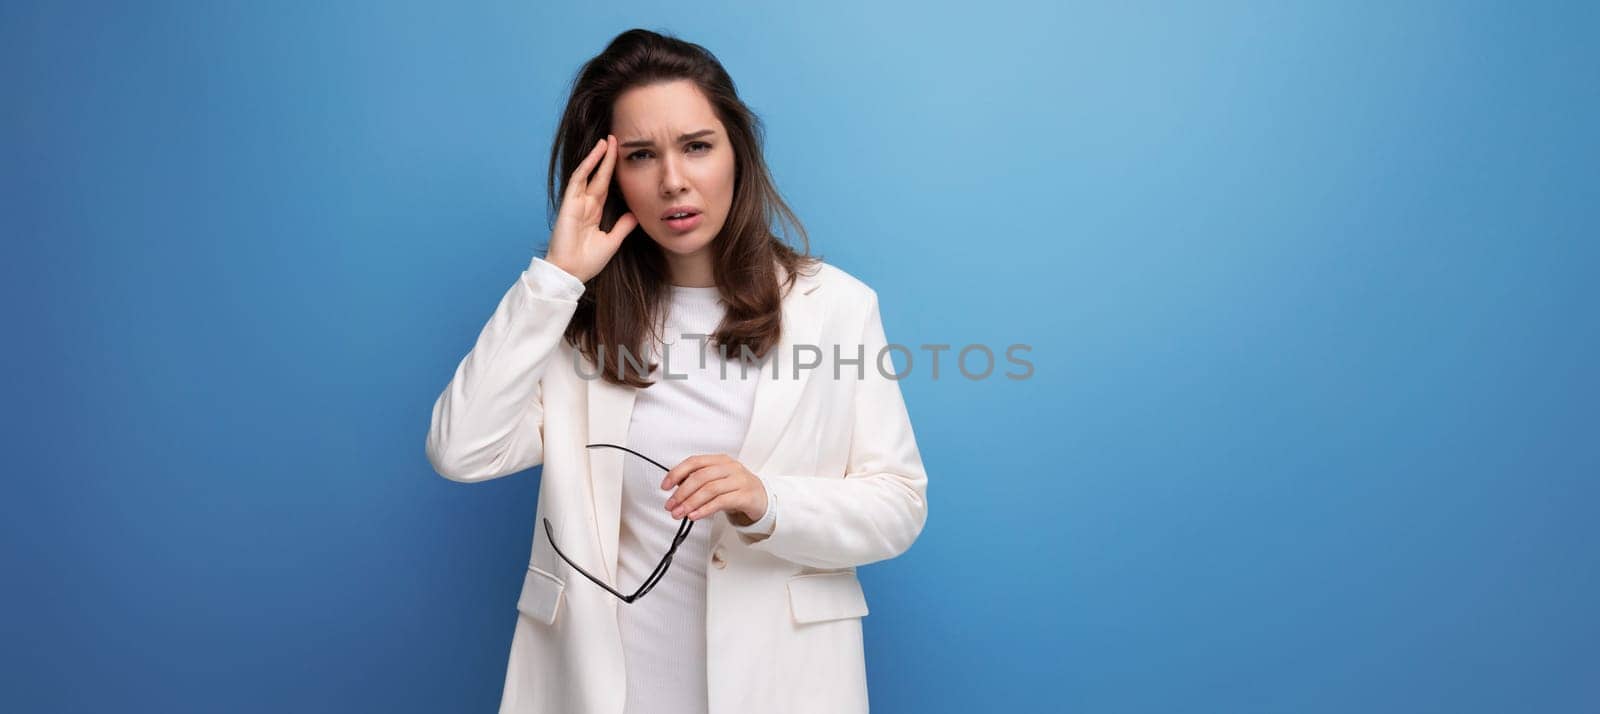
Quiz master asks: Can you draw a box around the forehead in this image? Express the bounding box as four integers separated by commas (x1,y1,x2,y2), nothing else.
611,79,721,137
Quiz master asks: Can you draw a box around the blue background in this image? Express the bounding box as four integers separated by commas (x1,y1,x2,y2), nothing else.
4,1,1596,711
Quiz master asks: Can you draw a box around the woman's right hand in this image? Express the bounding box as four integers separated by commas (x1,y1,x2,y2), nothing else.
544,134,637,283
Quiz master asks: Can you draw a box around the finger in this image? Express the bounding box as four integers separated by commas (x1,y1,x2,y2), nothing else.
688,491,742,521
662,454,720,490
565,138,608,199
666,464,727,508
666,465,729,511
664,454,734,489
586,134,619,200
606,211,638,241
661,456,703,490
678,479,740,520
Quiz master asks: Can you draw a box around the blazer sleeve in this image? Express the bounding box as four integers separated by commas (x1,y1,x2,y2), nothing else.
425,256,585,483
730,476,778,536
738,290,930,568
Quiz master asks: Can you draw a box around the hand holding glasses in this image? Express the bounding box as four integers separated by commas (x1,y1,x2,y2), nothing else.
542,443,695,604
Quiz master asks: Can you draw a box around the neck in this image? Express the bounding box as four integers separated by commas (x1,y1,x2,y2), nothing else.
663,248,716,287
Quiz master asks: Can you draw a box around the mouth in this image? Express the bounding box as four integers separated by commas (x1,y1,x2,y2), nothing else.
661,207,703,233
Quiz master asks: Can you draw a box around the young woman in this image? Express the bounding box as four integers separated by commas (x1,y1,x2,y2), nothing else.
425,29,929,714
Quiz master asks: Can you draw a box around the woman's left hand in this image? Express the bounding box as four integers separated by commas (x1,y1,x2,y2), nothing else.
661,453,768,524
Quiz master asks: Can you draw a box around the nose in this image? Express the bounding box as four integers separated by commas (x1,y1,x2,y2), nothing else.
658,155,687,198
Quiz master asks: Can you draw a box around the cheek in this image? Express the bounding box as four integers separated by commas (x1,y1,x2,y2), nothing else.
613,172,641,201
707,156,737,208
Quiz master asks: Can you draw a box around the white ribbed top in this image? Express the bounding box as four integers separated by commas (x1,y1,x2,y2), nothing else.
615,283,774,714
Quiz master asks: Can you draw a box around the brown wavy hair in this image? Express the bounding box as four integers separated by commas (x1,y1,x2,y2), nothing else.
540,29,822,388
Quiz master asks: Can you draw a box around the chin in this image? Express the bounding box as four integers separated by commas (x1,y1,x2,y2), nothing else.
651,226,718,255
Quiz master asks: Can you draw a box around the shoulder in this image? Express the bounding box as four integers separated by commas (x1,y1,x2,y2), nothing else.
789,259,882,339
793,259,878,306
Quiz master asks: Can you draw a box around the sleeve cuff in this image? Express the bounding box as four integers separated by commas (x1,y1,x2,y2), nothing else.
732,480,777,536
523,256,586,302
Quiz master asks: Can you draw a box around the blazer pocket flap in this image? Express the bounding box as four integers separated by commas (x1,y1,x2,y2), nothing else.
517,564,565,625
787,571,869,625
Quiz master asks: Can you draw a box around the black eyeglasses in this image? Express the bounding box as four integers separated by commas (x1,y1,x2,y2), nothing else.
541,443,696,604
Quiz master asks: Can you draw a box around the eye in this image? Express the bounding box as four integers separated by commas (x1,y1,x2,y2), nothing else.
625,142,711,163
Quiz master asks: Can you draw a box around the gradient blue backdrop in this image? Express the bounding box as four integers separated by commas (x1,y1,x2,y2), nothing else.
4,1,1596,711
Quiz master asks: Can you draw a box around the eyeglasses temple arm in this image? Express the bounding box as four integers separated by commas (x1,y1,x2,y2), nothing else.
629,517,694,599
542,518,632,602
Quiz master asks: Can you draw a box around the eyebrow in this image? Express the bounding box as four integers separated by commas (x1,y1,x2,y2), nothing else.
619,129,716,149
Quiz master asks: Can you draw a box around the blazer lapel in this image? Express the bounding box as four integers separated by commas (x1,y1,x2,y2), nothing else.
583,260,824,584
718,264,824,548
585,370,636,586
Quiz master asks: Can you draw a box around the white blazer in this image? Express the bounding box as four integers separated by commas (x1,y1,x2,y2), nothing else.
426,255,930,714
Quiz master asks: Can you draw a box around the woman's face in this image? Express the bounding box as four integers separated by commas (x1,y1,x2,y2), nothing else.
610,79,736,264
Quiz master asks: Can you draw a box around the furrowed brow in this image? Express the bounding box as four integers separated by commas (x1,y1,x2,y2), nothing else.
620,129,716,149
